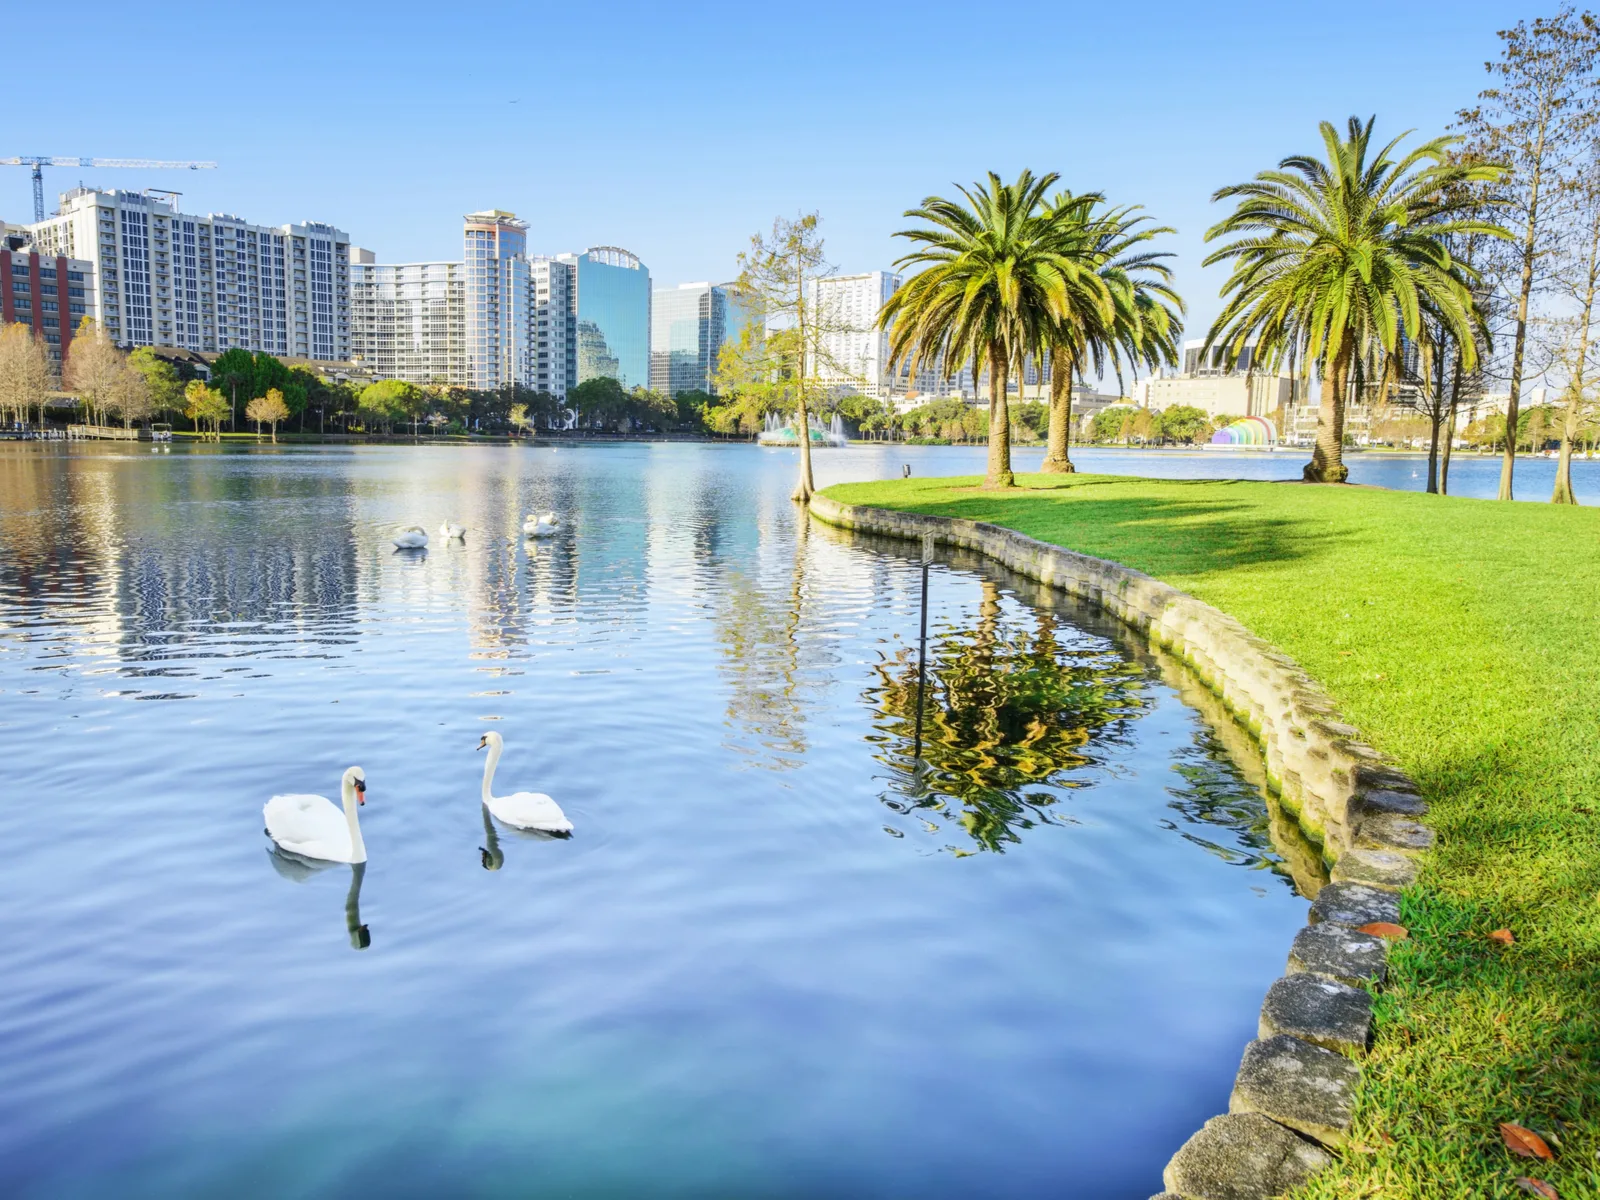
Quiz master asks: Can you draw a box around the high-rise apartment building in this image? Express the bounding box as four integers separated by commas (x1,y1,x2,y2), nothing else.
807,271,902,400
463,211,532,391
529,256,574,400
348,249,464,384
2,230,92,362
347,213,574,398
649,282,749,397
24,188,350,360
557,247,650,389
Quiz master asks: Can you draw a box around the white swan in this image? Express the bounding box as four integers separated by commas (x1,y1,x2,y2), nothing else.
439,520,466,539
477,731,571,833
393,526,429,549
264,767,369,863
523,513,558,538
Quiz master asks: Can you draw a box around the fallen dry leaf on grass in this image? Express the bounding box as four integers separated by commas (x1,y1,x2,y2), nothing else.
1359,921,1409,939
1489,928,1516,945
1515,1178,1559,1199
1501,1123,1554,1160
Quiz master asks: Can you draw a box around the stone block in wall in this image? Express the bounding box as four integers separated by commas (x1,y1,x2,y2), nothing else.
1288,923,1387,987
1229,1035,1360,1147
1162,1112,1333,1200
1352,787,1428,820
1354,811,1434,853
1259,973,1374,1055
1330,847,1420,891
1308,881,1402,930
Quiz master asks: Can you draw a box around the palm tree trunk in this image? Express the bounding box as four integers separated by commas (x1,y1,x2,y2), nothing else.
984,342,1014,489
1304,343,1351,483
1041,344,1075,473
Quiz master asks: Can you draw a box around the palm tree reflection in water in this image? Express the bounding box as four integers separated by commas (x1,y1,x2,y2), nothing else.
871,581,1152,854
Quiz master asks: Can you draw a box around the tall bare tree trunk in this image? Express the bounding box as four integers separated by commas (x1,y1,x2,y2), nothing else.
984,342,1014,489
792,258,815,503
1500,126,1547,501
1441,356,1463,496
1304,343,1351,483
1553,210,1598,504
1041,344,1076,473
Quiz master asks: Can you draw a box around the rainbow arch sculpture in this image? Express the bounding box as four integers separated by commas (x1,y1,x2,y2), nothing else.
1210,415,1277,446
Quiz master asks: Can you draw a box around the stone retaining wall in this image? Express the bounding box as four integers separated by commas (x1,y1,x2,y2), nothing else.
809,493,1434,1200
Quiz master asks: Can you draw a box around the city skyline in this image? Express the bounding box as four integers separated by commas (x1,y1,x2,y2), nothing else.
9,0,1514,351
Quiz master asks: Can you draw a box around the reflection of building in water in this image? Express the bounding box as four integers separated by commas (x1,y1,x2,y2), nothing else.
871,582,1152,853
0,451,364,676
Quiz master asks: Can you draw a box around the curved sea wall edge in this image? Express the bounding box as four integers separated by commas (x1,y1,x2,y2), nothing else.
809,492,1434,1200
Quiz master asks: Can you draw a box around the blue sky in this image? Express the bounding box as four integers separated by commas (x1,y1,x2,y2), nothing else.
15,0,1520,344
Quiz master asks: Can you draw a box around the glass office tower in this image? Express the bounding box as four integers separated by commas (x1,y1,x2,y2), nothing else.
557,246,650,389
464,210,531,391
649,282,750,397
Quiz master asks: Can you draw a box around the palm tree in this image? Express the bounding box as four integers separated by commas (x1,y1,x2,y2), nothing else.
1041,193,1183,472
1203,117,1508,483
882,171,1099,489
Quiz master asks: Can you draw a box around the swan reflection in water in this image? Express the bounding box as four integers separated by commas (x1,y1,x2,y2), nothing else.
267,850,371,950
478,800,570,871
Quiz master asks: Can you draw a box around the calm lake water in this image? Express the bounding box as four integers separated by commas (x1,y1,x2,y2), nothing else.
0,442,1315,1199
937,442,1599,502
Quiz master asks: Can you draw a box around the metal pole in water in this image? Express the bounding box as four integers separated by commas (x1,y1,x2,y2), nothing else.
913,531,933,760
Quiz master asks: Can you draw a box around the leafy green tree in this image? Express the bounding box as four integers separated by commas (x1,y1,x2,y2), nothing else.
128,348,184,421
1204,117,1508,483
1091,405,1136,444
569,376,630,429
357,379,424,433
1158,404,1212,444
210,347,255,431
883,170,1083,488
183,379,228,440
246,388,289,441
1040,192,1181,472
674,388,716,431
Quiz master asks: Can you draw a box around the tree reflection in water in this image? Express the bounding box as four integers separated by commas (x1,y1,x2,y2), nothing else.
870,581,1152,853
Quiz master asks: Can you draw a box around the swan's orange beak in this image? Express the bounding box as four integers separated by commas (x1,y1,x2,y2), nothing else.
355,779,367,806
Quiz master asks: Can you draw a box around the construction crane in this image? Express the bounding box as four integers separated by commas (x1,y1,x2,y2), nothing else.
1,157,218,222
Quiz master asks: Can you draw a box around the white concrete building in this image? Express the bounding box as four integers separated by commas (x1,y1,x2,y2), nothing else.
348,252,464,385
1142,339,1295,422
24,187,350,360
347,216,573,397
807,271,901,400
529,256,573,399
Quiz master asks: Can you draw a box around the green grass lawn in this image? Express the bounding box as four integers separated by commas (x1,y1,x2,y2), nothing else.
825,473,1600,1200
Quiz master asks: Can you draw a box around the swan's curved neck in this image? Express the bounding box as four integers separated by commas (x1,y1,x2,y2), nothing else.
341,778,367,863
481,740,502,804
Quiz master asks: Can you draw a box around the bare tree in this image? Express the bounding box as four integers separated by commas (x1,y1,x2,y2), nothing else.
109,360,153,429
0,324,54,428
734,213,849,503
1549,140,1600,502
62,321,126,427
1458,7,1600,499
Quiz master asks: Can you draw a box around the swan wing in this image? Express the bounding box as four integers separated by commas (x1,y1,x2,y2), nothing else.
264,793,353,862
488,791,572,833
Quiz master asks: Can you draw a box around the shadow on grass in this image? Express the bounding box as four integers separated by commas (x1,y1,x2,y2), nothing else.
887,482,1348,577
